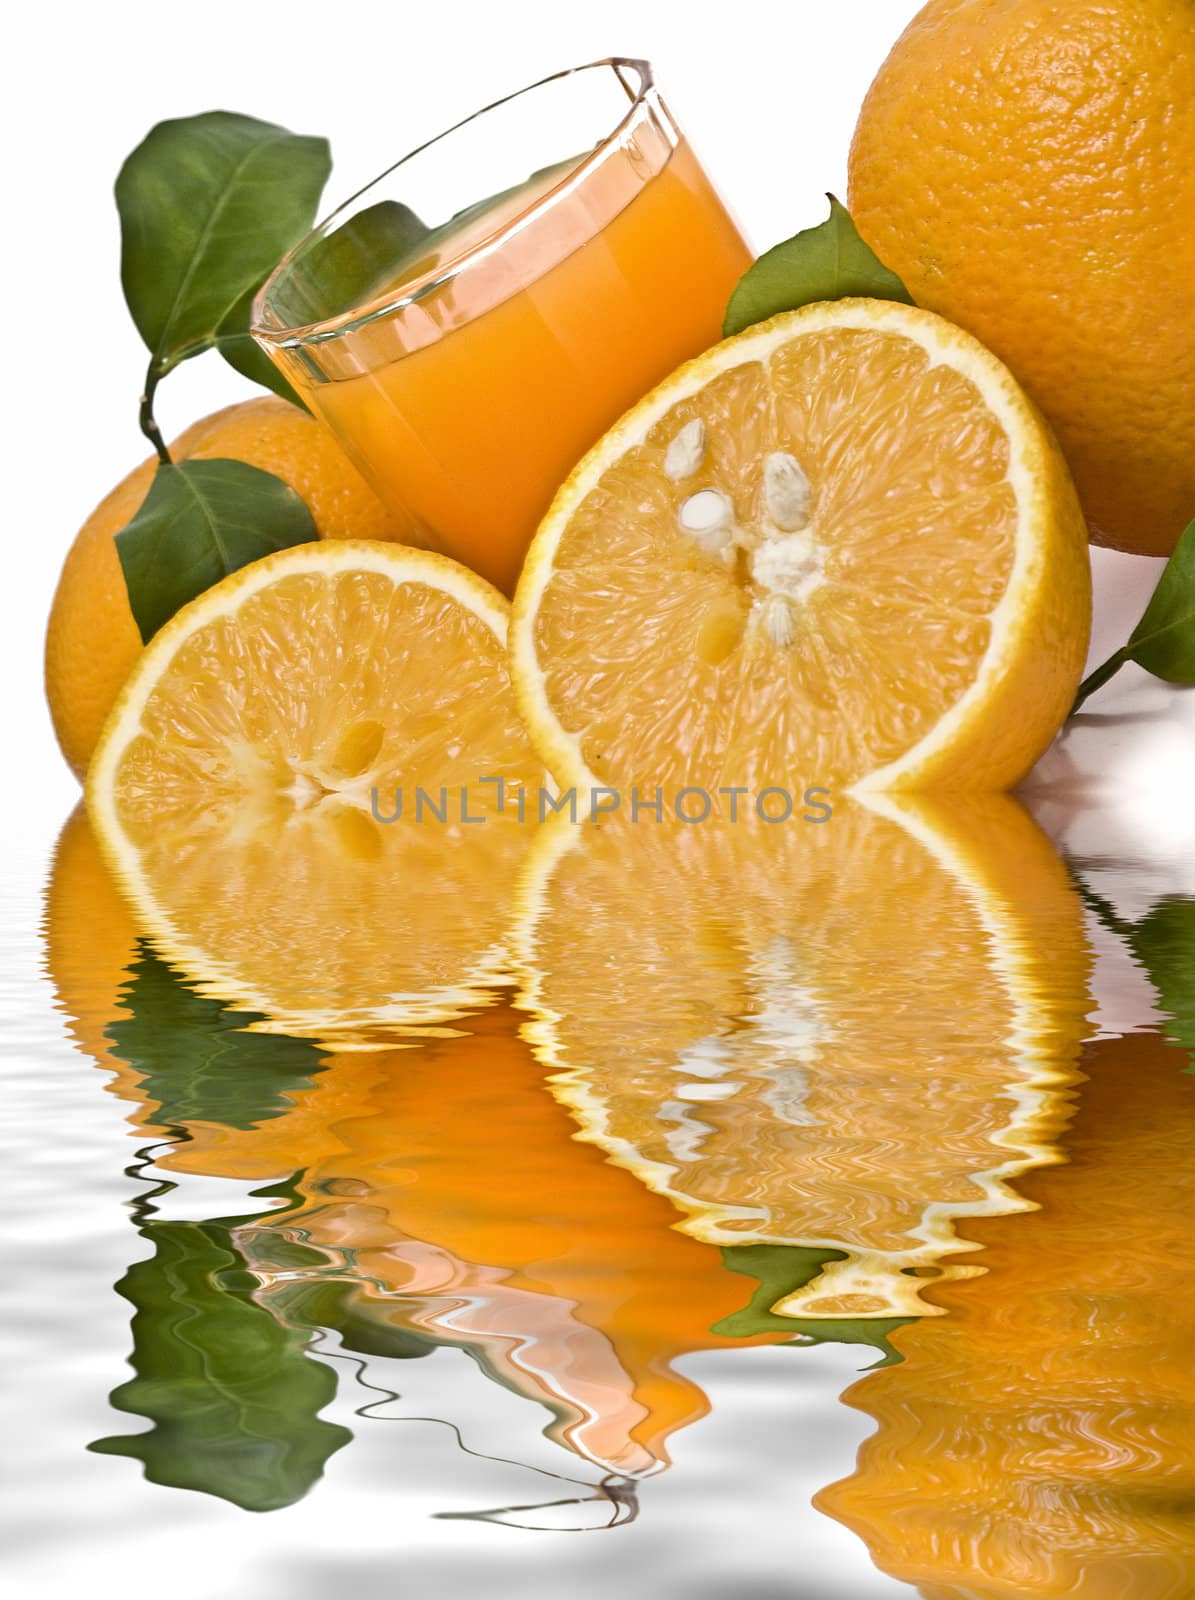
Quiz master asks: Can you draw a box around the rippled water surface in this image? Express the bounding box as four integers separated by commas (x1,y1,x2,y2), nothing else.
7,790,1195,1599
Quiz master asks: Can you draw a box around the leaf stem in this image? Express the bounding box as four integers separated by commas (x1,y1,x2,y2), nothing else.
1069,648,1130,716
138,365,172,467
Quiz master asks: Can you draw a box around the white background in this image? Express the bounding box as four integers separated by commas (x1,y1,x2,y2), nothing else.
5,0,1194,860
0,0,880,826
2,8,1192,1596
4,21,928,1598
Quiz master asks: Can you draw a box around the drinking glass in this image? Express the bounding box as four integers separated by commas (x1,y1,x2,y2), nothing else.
252,58,751,593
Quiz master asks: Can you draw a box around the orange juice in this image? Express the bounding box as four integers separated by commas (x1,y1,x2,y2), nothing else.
261,136,750,593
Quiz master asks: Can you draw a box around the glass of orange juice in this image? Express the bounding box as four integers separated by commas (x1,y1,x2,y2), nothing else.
251,58,751,594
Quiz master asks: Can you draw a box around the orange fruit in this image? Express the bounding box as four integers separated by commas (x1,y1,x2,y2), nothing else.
85,542,540,1046
45,396,405,778
821,1031,1195,1598
849,0,1195,556
511,299,1089,796
159,1007,789,1477
515,794,1090,1319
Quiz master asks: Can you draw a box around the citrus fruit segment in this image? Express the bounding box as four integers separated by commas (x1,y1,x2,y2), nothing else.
86,542,540,1045
511,299,1090,795
515,795,1090,1319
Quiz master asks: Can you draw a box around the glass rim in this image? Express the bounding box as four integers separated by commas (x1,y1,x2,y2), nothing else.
251,56,659,349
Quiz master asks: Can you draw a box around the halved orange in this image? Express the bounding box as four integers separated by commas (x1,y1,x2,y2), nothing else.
515,794,1091,1319
86,543,540,1045
511,299,1090,795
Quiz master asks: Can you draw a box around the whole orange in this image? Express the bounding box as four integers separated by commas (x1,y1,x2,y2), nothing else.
849,0,1195,556
44,396,405,778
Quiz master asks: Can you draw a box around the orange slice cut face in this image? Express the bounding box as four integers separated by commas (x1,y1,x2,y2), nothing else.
86,543,541,1045
511,300,1090,795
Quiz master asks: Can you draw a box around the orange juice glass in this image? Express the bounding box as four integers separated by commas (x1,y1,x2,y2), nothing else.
252,59,751,593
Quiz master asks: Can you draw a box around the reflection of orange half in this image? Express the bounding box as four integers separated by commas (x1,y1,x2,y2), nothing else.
516,795,1091,1319
164,1007,786,1475
94,798,536,1048
822,1031,1195,1600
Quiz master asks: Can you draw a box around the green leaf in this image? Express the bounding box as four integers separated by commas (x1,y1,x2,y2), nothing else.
1125,897,1195,1061
116,111,331,387
714,1244,912,1366
724,195,913,338
105,945,326,1130
214,282,308,407
263,155,580,331
1125,517,1195,681
115,458,317,642
1070,517,1195,712
90,1221,350,1511
271,199,431,328
440,152,582,247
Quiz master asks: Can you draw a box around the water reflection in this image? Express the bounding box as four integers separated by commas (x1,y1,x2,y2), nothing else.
90,1212,352,1511
41,792,1195,1588
90,758,538,1047
517,795,1091,1317
174,1009,793,1481
46,808,328,1137
821,1030,1195,1599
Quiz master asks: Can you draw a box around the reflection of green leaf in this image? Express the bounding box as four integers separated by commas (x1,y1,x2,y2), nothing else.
106,946,325,1129
714,1244,911,1366
1073,879,1195,1066
1126,897,1195,1060
715,1241,840,1330
90,1221,349,1511
273,1278,432,1363
116,111,330,385
115,458,317,642
724,195,913,338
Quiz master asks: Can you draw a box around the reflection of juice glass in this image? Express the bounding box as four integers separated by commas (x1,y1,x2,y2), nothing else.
252,59,751,593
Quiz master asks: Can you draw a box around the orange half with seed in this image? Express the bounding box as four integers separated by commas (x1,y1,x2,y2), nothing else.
511,299,1090,795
